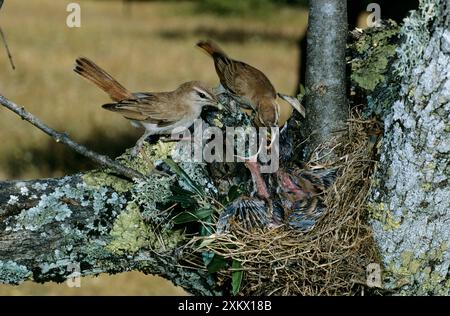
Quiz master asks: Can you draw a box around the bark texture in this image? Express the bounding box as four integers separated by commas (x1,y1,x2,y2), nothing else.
0,175,219,295
304,0,348,155
368,0,450,295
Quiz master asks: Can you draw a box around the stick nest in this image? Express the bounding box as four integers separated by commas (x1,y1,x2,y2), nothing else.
193,113,383,295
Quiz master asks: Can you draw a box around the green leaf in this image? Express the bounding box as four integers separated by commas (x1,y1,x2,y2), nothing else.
207,254,228,274
169,186,197,208
173,208,213,224
298,84,306,96
231,260,243,295
164,158,204,196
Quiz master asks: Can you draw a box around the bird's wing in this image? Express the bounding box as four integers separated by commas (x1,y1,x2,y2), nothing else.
293,168,337,193
228,61,277,99
102,93,188,127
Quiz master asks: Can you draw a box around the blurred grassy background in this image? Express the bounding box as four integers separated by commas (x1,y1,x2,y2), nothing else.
0,0,307,295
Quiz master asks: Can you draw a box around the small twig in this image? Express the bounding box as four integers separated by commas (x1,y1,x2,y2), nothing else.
0,26,15,70
0,95,146,180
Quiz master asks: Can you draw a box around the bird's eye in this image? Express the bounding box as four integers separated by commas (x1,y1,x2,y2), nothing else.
197,92,207,99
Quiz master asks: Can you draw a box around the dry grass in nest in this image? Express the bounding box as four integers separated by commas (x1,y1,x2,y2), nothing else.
194,113,383,296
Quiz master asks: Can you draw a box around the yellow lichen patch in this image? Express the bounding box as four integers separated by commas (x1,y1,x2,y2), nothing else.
117,141,174,176
108,202,152,254
409,260,421,274
153,229,185,253
386,242,450,294
107,202,185,255
83,140,176,192
349,20,400,91
368,202,401,230
150,141,176,162
400,251,413,266
213,113,224,129
82,171,133,193
421,183,433,192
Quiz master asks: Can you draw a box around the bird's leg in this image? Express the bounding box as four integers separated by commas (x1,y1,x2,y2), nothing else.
132,131,152,156
159,135,180,143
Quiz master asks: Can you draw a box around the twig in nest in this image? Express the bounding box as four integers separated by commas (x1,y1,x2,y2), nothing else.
0,95,146,180
0,26,15,70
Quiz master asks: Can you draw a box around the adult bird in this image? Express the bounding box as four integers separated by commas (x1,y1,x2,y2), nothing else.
74,57,219,155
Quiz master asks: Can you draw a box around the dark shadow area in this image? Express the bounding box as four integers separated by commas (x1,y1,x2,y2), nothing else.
159,26,299,44
2,127,140,179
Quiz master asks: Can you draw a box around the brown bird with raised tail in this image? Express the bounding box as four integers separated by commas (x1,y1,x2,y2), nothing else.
74,57,218,155
197,40,279,127
196,40,305,127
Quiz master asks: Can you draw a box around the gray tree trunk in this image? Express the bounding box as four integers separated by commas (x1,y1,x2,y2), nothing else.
368,0,450,295
304,0,348,156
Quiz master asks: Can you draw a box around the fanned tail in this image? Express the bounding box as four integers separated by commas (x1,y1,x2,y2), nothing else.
74,57,133,102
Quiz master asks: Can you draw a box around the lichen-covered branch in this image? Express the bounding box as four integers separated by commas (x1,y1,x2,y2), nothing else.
0,173,220,295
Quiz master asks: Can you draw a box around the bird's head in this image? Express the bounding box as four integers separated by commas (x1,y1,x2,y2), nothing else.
180,81,220,109
255,98,280,127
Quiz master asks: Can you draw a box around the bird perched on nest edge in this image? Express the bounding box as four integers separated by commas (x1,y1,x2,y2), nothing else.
196,39,305,128
74,57,219,155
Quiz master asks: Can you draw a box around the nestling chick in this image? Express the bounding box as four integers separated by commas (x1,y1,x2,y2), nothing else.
217,166,337,233
74,57,219,155
274,167,337,231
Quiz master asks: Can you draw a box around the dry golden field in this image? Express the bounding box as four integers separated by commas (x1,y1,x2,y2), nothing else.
0,0,307,295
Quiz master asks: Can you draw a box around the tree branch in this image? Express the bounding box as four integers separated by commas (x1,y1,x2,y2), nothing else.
0,95,145,180
0,175,219,295
0,26,15,70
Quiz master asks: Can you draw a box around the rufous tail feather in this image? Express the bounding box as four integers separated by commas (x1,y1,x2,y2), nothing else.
196,40,228,58
74,57,133,102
